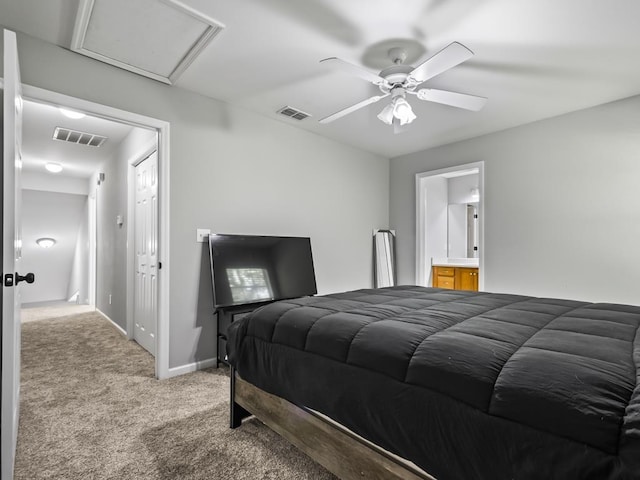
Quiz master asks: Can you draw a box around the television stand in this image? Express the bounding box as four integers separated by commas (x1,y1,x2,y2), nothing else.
216,302,272,366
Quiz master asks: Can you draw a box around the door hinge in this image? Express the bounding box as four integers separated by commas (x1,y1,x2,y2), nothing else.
158,262,162,270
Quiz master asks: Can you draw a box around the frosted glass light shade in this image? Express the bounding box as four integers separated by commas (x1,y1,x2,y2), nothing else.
393,98,416,125
377,104,394,125
36,238,56,248
45,162,63,173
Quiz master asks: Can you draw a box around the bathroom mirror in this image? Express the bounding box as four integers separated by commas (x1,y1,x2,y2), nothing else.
447,203,478,258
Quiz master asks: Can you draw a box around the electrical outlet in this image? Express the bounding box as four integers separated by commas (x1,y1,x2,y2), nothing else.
196,228,211,243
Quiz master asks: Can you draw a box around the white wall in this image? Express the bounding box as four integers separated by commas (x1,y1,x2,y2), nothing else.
3,32,389,369
66,198,89,304
423,176,447,284
447,204,467,259
390,94,640,305
448,174,479,258
22,171,89,195
448,174,479,204
21,189,87,304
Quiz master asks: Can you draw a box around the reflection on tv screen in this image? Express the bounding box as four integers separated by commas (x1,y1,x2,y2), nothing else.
226,268,273,303
209,234,317,308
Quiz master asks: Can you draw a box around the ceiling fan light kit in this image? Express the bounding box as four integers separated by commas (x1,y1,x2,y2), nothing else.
377,92,416,126
394,98,417,125
319,41,487,132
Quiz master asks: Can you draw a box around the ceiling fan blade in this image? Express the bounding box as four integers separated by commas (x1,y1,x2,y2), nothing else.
319,94,390,124
320,57,388,86
407,42,474,84
416,88,487,111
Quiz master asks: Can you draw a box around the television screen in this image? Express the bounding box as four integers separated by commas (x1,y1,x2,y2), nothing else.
208,234,317,308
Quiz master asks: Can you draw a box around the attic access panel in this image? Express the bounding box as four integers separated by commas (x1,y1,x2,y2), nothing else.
71,0,224,84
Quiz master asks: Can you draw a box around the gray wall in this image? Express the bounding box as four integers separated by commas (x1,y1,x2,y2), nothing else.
93,127,155,328
21,190,87,304
390,95,640,305
3,32,389,369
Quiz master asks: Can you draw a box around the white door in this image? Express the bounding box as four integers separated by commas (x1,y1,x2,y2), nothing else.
2,29,24,480
133,151,158,355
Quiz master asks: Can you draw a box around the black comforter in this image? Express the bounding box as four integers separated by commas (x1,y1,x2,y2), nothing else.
227,286,640,480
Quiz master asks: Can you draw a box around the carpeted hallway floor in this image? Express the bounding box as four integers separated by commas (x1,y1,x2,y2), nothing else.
16,312,335,479
21,302,95,323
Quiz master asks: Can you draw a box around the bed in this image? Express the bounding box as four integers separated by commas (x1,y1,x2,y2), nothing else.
226,286,640,480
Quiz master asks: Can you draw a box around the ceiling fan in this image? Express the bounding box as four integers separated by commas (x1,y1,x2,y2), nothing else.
319,42,487,132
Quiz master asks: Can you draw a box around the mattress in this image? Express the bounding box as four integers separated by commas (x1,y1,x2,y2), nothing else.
227,286,640,480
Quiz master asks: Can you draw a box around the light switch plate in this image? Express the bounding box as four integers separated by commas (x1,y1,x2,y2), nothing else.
196,228,211,243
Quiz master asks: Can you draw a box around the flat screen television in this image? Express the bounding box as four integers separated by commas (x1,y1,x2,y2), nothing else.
208,234,317,308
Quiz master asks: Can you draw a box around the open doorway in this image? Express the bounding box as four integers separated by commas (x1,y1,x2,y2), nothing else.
17,85,170,379
20,100,137,322
415,162,484,289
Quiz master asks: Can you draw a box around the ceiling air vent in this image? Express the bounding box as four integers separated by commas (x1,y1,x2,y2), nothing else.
53,127,107,147
277,106,311,121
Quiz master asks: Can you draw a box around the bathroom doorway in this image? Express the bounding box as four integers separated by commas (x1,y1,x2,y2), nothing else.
415,162,484,288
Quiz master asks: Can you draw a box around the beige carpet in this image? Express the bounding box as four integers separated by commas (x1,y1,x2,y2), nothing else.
21,302,95,323
16,312,335,479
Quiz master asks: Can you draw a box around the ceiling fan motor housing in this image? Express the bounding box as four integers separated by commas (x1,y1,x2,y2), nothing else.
379,65,418,95
387,47,408,65
390,87,407,99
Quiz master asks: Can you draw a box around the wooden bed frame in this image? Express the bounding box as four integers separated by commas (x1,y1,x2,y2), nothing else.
230,368,435,480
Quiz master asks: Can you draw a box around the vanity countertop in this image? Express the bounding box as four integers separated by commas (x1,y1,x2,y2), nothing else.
432,258,479,268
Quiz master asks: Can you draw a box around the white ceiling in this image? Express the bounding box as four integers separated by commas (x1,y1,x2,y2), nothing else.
3,0,640,158
22,100,134,178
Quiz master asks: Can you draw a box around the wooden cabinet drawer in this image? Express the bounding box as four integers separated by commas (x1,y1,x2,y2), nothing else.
435,267,455,277
437,276,455,289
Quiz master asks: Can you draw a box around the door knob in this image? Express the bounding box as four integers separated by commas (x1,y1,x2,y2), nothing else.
15,272,35,284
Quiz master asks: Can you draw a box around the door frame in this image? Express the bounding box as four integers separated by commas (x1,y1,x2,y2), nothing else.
415,161,485,290
126,145,158,344
11,82,172,380
88,187,97,308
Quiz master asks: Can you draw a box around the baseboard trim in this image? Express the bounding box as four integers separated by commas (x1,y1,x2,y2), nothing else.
96,309,127,337
166,358,218,378
95,309,215,379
